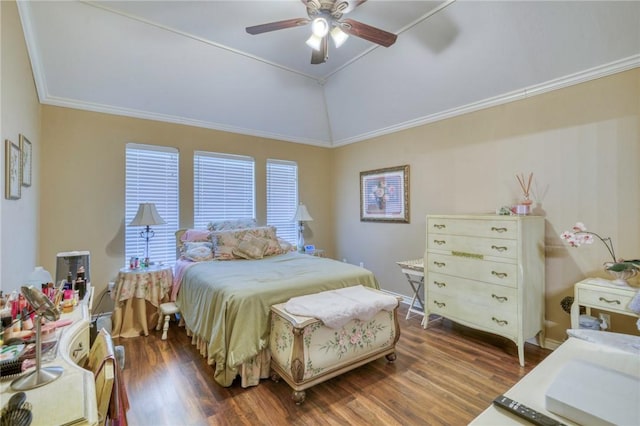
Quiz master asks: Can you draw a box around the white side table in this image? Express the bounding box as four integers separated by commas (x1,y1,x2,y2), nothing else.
111,264,173,337
570,278,639,329
396,259,425,324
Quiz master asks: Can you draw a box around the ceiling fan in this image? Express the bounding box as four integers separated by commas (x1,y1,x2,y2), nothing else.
246,0,398,64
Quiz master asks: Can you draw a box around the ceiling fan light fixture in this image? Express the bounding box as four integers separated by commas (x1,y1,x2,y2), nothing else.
330,26,348,48
305,34,323,51
311,17,329,37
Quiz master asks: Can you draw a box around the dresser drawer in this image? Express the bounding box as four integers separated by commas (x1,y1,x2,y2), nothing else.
67,321,90,365
427,234,518,259
427,293,517,336
427,217,517,239
577,287,634,315
426,253,517,288
427,272,517,309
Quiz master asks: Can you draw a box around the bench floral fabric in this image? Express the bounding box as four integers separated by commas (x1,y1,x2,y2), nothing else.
269,298,400,404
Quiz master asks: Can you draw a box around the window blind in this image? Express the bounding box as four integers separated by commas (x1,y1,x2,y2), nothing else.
194,151,255,230
266,159,298,244
125,143,179,266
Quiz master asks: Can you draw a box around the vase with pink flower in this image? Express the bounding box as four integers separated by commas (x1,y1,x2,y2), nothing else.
560,222,639,286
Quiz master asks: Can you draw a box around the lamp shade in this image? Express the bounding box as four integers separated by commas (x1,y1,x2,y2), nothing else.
293,204,314,222
129,203,166,226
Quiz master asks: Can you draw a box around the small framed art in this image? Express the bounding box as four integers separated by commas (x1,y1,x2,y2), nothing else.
360,165,409,223
20,134,32,187
5,139,21,200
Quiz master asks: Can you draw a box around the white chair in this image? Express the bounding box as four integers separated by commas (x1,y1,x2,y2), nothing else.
86,329,115,426
157,302,180,340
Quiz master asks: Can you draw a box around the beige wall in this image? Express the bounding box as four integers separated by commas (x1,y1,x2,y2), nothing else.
1,0,41,291
3,0,638,344
333,68,640,342
38,106,333,306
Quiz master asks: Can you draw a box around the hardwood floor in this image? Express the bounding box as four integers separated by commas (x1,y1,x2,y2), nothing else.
116,306,551,425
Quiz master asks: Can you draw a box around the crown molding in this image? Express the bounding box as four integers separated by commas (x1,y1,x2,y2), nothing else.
41,95,332,148
331,54,640,147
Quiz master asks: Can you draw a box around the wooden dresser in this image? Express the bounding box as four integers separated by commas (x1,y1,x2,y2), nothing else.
424,214,545,366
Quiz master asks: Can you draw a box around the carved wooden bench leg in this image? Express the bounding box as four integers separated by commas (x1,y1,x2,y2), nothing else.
385,352,397,362
292,390,306,405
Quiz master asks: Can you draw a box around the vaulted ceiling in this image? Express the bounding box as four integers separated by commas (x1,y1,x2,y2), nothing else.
17,1,640,147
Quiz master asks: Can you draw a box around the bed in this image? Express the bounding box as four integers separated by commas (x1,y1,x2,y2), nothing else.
172,223,381,388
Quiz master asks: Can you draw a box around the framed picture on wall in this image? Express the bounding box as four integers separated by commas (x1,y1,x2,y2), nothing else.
360,165,409,223
20,134,32,187
5,139,21,200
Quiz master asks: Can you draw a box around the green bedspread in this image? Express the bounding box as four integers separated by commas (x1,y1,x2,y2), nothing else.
175,251,380,387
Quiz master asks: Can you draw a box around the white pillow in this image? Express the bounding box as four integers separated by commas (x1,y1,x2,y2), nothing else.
182,242,213,262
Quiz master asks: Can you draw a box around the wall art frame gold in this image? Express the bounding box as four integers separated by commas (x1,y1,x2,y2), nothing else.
5,139,21,200
20,134,32,187
360,165,409,223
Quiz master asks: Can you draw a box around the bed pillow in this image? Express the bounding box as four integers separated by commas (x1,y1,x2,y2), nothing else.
207,218,257,232
182,242,214,262
232,234,269,260
181,229,211,242
211,226,280,260
277,238,294,253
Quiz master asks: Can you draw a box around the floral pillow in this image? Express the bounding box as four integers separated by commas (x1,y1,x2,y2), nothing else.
207,218,257,232
232,234,269,260
182,242,214,262
211,226,280,260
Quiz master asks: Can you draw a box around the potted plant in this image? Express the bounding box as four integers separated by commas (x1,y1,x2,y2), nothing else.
560,222,639,285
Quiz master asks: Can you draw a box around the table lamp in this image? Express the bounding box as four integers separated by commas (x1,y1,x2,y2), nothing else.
293,203,313,252
129,202,165,266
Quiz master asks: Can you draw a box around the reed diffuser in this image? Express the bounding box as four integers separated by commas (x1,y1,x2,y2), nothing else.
516,172,533,204
515,172,533,214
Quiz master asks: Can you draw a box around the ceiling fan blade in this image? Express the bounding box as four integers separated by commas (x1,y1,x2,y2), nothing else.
339,18,397,47
311,36,328,64
246,18,310,35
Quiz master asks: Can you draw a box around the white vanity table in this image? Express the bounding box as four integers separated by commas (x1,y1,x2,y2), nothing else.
0,287,98,425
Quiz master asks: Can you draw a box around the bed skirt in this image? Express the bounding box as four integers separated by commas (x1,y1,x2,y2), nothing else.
184,326,271,388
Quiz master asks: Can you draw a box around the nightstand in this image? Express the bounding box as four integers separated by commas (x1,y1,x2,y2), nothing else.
570,278,639,329
305,249,325,257
111,264,173,337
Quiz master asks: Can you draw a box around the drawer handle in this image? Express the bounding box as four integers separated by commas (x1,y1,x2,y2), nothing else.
434,301,446,308
492,317,509,326
491,271,508,279
433,261,446,268
491,294,508,302
72,342,84,357
434,281,446,288
491,227,508,233
433,239,446,245
433,224,446,229
491,245,508,252
598,297,621,305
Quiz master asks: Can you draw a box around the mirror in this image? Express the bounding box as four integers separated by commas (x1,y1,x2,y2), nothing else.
11,286,63,390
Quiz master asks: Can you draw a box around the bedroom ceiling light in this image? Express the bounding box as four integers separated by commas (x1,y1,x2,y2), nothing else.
306,16,330,51
330,26,348,48
129,202,166,267
293,203,314,252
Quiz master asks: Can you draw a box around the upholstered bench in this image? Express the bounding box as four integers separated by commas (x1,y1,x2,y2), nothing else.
269,288,401,404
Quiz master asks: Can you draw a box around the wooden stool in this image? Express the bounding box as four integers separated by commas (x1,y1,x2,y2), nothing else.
157,302,180,340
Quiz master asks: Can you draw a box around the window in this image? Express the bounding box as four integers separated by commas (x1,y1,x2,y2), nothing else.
266,159,298,244
194,152,255,230
125,143,179,266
